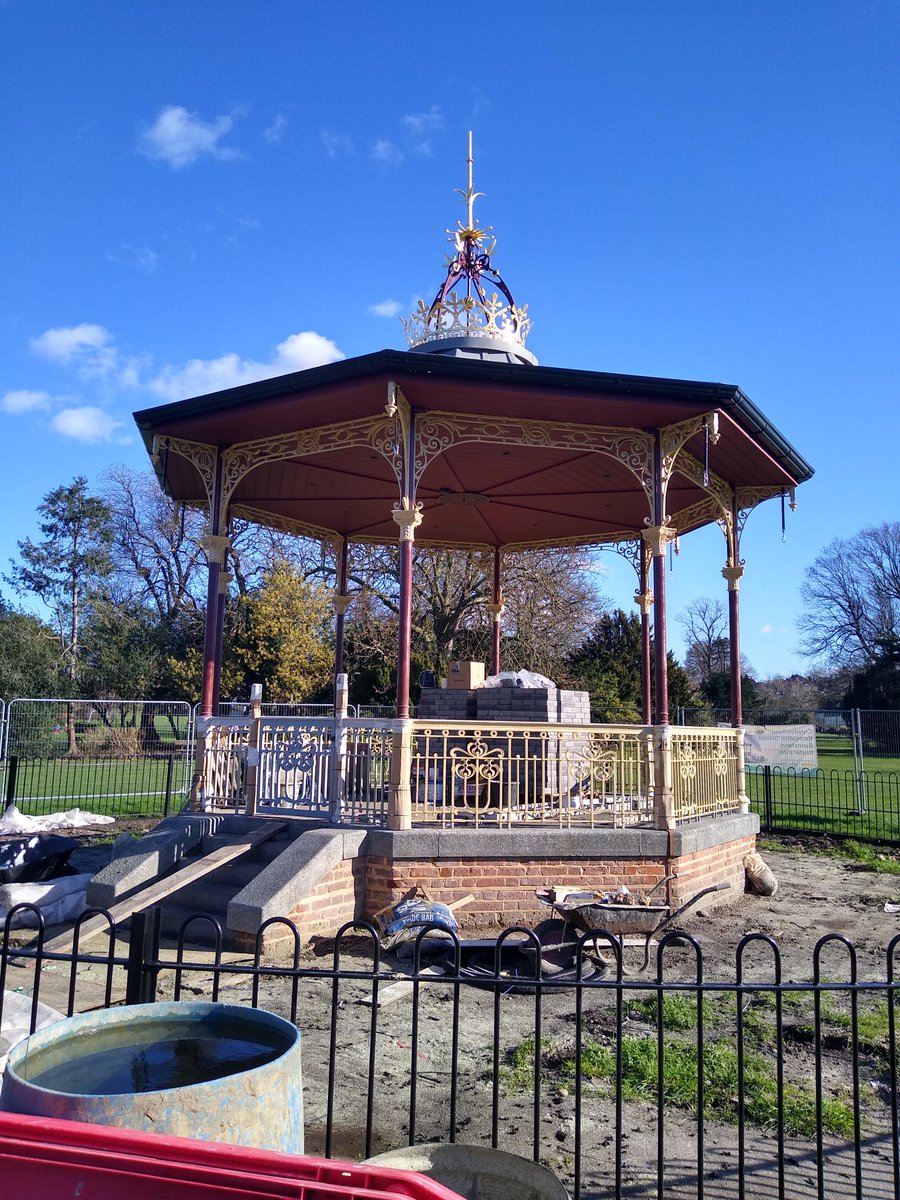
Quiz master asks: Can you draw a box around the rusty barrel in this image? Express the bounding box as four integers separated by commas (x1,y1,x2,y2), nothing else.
0,1001,303,1154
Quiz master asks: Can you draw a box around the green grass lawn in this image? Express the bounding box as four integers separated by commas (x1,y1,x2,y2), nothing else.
4,754,193,818
748,748,900,843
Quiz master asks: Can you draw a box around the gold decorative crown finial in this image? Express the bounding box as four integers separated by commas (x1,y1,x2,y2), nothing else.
401,132,533,359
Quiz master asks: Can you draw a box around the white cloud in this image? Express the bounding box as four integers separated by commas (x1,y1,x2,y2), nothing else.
403,106,443,154
264,114,287,144
106,243,159,271
51,406,125,443
321,130,354,159
138,105,239,169
371,139,403,166
146,330,345,400
370,299,403,318
760,624,774,634
1,389,51,414
29,323,116,373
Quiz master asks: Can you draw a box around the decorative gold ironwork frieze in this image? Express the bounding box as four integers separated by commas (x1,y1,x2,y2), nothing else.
414,411,654,500
230,504,339,546
219,413,405,519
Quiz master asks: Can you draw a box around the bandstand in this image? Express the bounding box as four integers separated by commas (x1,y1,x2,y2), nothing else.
132,141,813,935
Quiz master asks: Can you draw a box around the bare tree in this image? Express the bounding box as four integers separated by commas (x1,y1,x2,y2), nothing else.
343,543,604,680
102,466,206,620
678,598,730,686
799,522,900,666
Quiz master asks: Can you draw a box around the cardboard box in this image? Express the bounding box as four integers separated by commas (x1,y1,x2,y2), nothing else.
447,660,485,690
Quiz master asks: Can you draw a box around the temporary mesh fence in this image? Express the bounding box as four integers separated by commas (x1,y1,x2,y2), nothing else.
1,699,194,817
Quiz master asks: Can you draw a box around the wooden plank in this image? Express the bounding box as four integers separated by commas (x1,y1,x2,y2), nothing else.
41,822,287,955
357,966,445,1008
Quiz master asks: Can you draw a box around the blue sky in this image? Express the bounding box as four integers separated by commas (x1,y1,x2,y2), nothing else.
2,2,898,680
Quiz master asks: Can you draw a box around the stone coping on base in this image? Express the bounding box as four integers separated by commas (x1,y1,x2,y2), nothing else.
363,813,759,861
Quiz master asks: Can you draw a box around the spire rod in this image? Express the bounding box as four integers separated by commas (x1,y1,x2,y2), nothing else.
455,130,484,235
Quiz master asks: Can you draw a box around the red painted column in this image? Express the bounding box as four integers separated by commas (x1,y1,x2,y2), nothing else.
646,433,672,727
395,534,415,718
211,569,229,712
489,547,503,676
199,457,226,719
334,538,350,680
637,547,653,724
652,552,669,726
723,565,745,727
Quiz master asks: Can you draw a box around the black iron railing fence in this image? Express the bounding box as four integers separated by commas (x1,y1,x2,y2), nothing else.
1,911,898,1200
749,766,900,844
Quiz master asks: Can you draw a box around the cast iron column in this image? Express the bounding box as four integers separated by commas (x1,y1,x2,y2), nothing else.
488,547,504,676
634,544,653,724
199,455,227,718
333,538,350,680
723,564,745,727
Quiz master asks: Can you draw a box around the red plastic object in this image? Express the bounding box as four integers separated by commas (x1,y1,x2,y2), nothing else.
0,1111,465,1199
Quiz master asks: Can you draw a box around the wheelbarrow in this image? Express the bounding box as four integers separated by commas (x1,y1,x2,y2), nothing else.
535,877,731,973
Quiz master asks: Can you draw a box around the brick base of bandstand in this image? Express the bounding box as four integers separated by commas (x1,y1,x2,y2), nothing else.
234,814,758,947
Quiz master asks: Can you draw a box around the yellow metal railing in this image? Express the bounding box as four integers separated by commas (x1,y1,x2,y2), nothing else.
670,727,740,822
198,717,251,809
409,720,653,828
197,714,743,830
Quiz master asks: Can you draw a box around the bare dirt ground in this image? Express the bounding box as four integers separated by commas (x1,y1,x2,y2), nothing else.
10,829,900,1199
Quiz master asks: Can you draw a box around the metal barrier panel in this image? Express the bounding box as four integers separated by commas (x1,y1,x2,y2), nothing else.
4,698,194,817
218,701,336,718
671,727,740,821
410,721,652,828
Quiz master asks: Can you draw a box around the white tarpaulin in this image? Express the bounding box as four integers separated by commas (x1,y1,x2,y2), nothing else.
482,669,556,689
743,724,818,770
0,805,115,835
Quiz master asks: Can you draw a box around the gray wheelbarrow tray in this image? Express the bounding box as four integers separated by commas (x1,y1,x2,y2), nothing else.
535,877,731,973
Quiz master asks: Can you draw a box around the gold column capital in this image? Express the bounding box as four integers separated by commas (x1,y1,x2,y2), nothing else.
332,593,353,616
721,563,745,591
641,523,676,557
486,601,505,619
199,534,232,565
392,503,423,541
634,590,654,616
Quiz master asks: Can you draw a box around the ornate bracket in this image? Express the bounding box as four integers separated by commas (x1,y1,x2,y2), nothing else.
486,600,505,619
332,593,353,616
154,436,220,513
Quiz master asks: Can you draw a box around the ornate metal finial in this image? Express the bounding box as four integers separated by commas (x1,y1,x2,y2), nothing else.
401,132,534,363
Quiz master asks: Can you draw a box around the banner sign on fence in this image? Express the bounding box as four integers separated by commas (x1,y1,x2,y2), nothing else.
743,724,818,770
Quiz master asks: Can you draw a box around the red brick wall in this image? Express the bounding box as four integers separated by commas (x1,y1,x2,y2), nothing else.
240,832,754,946
363,835,753,929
